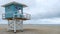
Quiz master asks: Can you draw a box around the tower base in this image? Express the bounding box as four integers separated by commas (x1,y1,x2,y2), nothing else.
7,20,23,32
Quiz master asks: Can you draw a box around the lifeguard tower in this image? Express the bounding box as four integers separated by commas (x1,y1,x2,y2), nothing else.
2,2,31,32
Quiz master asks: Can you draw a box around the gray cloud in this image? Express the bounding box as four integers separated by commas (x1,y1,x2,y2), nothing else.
31,0,60,20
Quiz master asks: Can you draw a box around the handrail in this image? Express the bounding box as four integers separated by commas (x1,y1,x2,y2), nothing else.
2,13,31,20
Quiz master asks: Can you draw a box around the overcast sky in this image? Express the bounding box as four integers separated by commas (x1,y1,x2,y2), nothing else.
0,0,60,24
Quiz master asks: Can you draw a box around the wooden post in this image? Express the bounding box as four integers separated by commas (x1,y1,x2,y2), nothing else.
20,20,23,32
7,20,10,31
14,19,16,33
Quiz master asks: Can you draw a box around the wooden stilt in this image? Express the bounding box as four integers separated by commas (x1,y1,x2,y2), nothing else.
7,20,10,31
14,19,16,33
20,20,23,32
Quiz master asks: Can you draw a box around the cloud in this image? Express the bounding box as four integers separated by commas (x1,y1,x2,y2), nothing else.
31,0,60,19
0,0,60,24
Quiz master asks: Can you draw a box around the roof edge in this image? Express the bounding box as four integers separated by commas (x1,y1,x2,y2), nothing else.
1,1,28,7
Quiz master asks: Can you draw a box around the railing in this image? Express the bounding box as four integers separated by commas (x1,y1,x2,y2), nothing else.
2,13,31,20
2,14,5,19
23,13,31,20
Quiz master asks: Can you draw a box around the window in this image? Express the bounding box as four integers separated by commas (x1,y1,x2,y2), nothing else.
15,6,20,10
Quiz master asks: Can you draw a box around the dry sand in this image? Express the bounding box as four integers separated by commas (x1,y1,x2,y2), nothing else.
0,24,60,34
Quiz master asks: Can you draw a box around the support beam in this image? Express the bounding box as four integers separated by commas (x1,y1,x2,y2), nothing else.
14,19,16,33
7,20,10,31
7,19,24,32
20,20,23,32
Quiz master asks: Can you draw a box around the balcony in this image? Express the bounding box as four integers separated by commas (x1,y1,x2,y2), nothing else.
2,13,31,20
